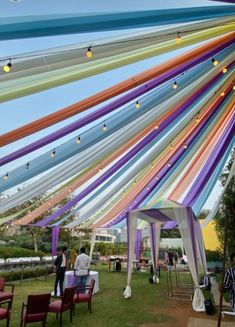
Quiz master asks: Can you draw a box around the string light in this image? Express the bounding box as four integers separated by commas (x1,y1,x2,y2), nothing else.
86,46,93,58
169,143,174,150
50,150,56,158
233,85,235,90
222,67,227,74
183,144,188,149
220,91,225,97
135,101,141,109
155,125,159,130
172,81,177,89
3,173,9,180
176,32,182,44
196,112,200,123
212,58,219,66
76,136,81,144
168,162,171,167
102,123,107,131
3,59,12,73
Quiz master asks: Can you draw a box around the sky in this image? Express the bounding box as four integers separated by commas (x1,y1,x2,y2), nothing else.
0,0,230,208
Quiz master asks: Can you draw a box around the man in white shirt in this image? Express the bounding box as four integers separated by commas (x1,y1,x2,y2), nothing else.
74,247,91,293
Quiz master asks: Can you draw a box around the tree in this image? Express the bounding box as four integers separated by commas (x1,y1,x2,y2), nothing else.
214,151,235,256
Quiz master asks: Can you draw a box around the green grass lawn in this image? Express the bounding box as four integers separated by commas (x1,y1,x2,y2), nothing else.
7,263,174,327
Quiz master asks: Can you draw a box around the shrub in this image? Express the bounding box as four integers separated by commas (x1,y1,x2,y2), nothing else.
205,249,223,262
0,266,53,282
0,247,45,259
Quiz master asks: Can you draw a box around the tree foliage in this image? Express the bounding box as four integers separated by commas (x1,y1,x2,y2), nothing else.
214,151,235,256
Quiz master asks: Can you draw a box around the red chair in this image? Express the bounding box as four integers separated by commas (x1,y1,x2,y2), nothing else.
48,286,76,327
20,293,51,327
0,278,14,302
73,278,95,313
0,296,13,327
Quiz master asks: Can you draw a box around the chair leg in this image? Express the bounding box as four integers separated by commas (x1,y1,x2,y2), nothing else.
6,318,10,327
60,313,62,327
20,318,23,327
89,300,92,313
56,313,58,320
70,308,73,322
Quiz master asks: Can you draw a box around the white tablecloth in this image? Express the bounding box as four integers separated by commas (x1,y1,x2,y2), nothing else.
64,270,99,294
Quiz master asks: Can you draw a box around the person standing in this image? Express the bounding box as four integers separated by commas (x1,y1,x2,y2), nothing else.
54,246,67,297
74,247,91,293
224,252,235,312
167,248,174,267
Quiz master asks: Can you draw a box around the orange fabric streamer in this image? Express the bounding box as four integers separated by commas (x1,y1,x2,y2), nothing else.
1,32,234,146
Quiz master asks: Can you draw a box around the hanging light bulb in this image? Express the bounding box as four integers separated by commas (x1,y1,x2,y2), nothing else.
135,100,141,109
172,81,177,89
76,136,81,144
3,60,12,73
102,123,107,131
196,112,200,124
50,150,56,158
222,67,228,74
176,32,182,44
212,58,219,66
3,173,9,180
86,46,93,58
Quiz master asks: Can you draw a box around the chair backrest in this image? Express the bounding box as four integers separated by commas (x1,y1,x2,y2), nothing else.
62,287,76,306
0,277,4,292
88,279,95,296
26,293,51,315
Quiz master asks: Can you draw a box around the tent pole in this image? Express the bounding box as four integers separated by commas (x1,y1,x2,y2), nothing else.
217,207,229,327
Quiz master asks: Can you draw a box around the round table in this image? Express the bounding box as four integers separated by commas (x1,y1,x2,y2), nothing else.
64,270,99,294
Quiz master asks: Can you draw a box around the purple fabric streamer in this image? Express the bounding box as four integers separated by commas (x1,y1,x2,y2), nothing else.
52,226,60,256
134,229,142,260
1,39,234,166
105,84,232,228
182,112,235,206
162,221,178,229
35,70,221,227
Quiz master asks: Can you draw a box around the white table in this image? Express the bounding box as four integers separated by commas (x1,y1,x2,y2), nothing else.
64,270,99,294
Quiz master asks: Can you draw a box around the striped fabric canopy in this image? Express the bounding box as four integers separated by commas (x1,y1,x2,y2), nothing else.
0,3,234,234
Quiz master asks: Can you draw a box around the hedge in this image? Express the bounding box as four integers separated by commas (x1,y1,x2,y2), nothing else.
0,246,45,259
0,266,53,282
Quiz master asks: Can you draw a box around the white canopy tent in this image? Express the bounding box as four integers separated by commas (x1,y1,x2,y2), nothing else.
123,199,207,312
